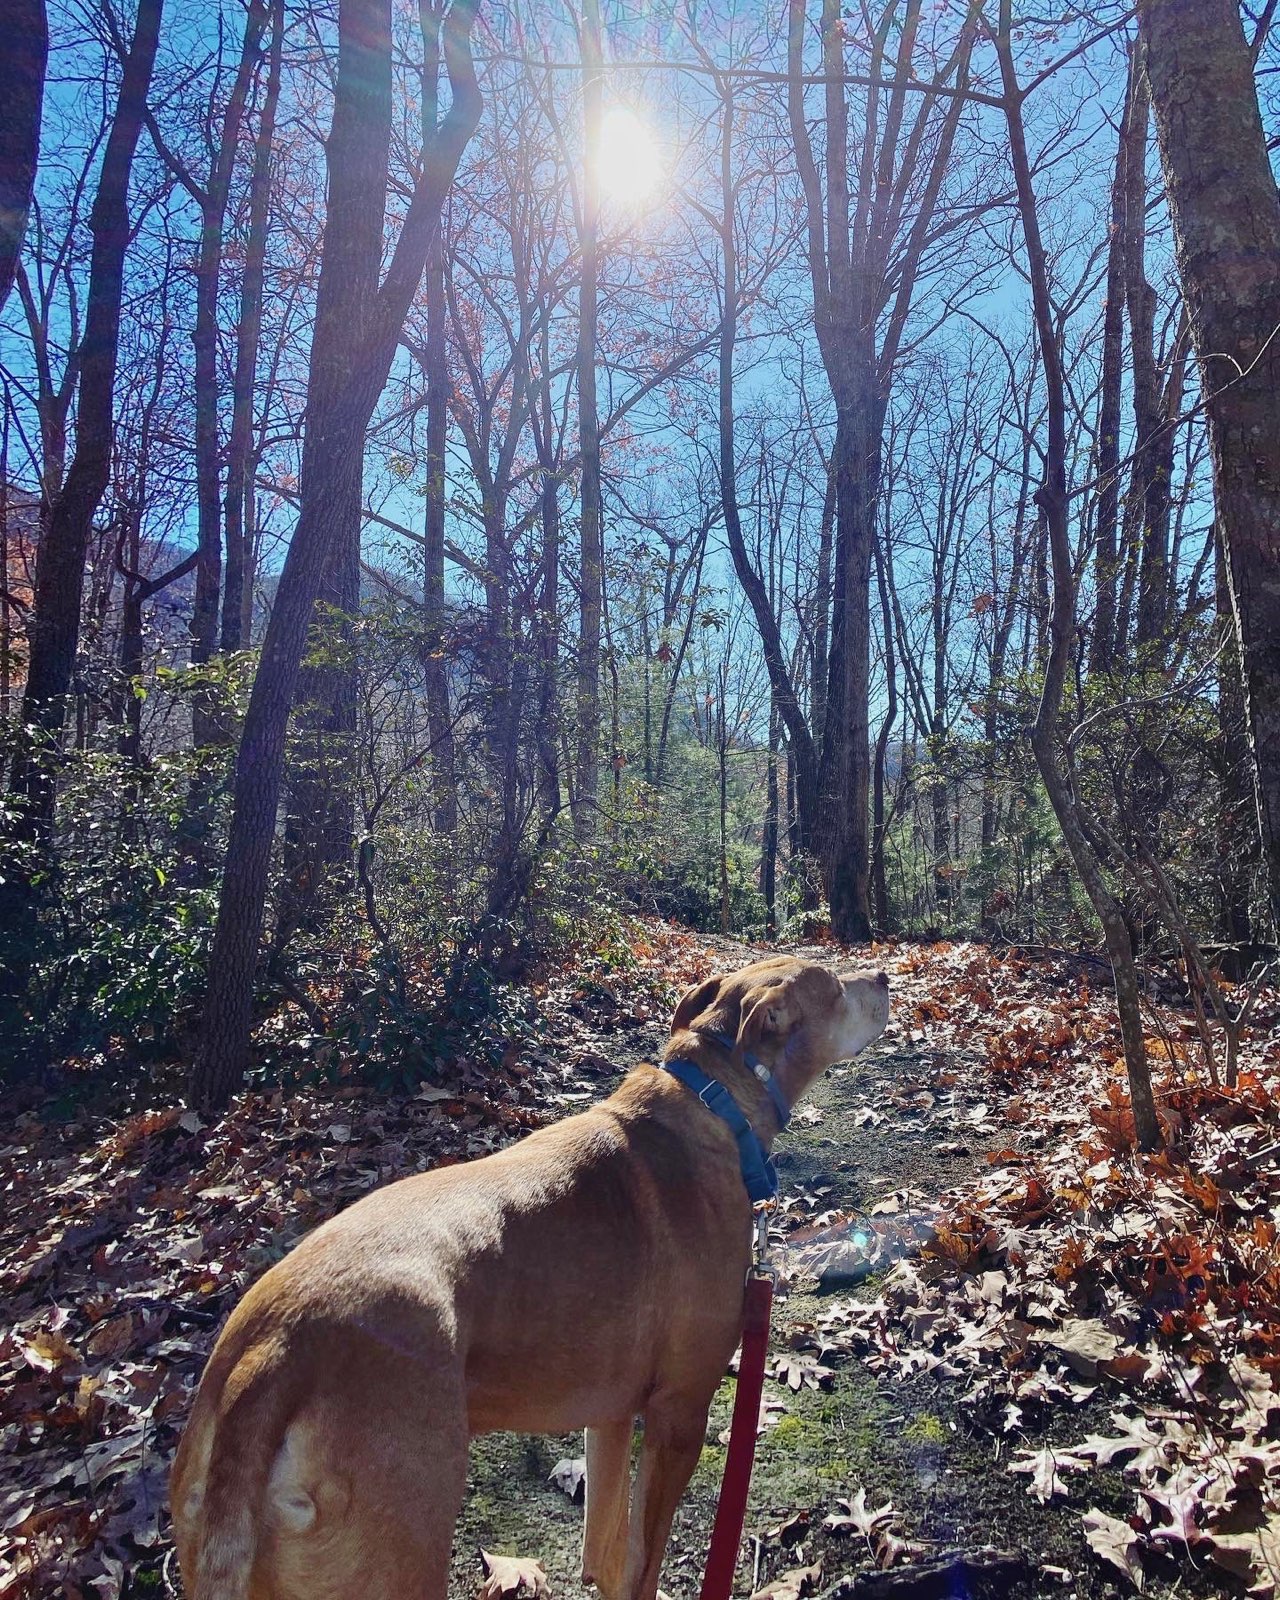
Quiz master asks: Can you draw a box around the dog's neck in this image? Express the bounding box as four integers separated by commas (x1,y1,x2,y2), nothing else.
661,1029,787,1147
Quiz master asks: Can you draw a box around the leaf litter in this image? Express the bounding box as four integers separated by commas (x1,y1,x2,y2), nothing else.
1,929,1277,1600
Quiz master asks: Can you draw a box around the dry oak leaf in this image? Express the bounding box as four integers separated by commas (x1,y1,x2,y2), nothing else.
1008,1446,1091,1504
1140,1471,1211,1548
1204,1511,1280,1598
773,1353,834,1392
478,1550,551,1600
1081,1509,1144,1590
749,1560,823,1600
1075,1413,1171,1479
763,1511,810,1548
1031,1317,1119,1377
548,1457,586,1503
823,1486,899,1542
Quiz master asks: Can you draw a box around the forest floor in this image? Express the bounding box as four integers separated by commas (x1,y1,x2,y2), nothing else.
1,925,1278,1600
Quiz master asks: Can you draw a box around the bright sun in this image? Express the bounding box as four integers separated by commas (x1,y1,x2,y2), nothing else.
596,106,662,205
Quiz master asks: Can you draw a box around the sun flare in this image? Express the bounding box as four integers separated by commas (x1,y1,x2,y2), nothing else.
595,105,662,205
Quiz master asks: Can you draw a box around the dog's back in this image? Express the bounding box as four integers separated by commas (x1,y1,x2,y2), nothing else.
171,1078,745,1599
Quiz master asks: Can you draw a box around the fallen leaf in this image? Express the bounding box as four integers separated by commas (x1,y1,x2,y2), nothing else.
548,1458,586,1503
1081,1509,1144,1589
21,1329,80,1372
1204,1511,1280,1596
823,1486,898,1542
1009,1446,1090,1503
749,1560,823,1600
763,1510,810,1547
773,1353,834,1392
1033,1318,1119,1377
478,1550,551,1600
86,1314,136,1359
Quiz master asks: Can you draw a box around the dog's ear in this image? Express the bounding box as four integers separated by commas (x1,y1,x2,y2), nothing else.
670,974,725,1036
735,983,796,1062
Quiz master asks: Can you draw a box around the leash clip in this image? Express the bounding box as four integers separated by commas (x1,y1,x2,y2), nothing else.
752,1202,778,1284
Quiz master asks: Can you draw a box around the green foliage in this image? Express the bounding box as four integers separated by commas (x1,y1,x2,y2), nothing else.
0,743,229,1080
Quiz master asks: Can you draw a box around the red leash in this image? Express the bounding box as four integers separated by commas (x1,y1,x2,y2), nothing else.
699,1271,774,1600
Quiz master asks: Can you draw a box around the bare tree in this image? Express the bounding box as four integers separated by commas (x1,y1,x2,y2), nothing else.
573,0,603,838
190,0,481,1113
786,0,978,939
1138,0,1280,928
992,0,1160,1150
222,0,285,653
7,0,164,836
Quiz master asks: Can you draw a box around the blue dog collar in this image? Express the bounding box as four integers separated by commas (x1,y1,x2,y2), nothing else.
661,1058,779,1204
706,1030,792,1130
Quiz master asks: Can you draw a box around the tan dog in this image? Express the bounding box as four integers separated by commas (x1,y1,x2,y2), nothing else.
171,957,890,1600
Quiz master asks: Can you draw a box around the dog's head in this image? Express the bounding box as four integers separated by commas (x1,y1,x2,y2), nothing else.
666,957,890,1112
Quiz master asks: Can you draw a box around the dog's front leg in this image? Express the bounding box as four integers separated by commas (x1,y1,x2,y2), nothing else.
618,1392,709,1600
582,1420,634,1599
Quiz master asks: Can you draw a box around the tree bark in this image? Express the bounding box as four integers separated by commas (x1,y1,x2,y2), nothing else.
189,0,481,1113
762,696,780,936
421,37,458,836
572,0,603,841
1215,531,1256,971
0,0,47,315
533,317,562,824
1139,0,1280,926
871,530,898,931
222,0,283,653
1089,51,1137,674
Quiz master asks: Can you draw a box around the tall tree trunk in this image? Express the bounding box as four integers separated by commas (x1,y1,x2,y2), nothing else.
188,0,269,745
810,459,834,740
0,0,47,315
1119,60,1170,655
983,421,1031,851
222,0,283,652
1215,531,1256,972
421,240,459,833
715,84,819,853
572,0,603,841
0,0,161,1054
189,0,481,1113
532,314,562,822
871,530,898,931
762,697,779,936
786,0,973,944
420,1,458,836
1089,50,1137,674
8,0,163,834
996,0,1160,1150
1139,0,1280,926
818,405,877,942
275,516,361,945
717,669,730,934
